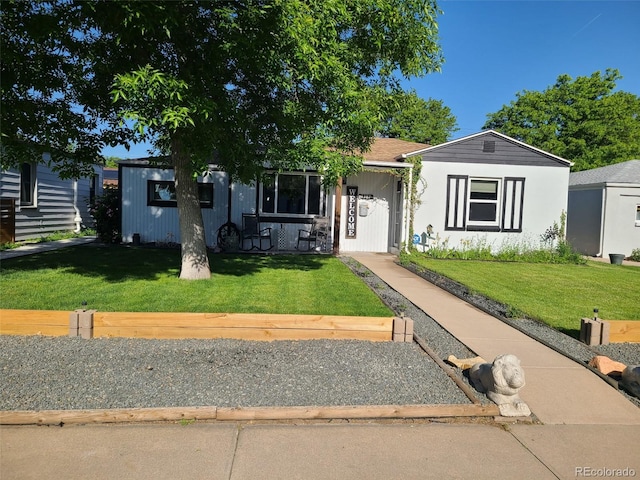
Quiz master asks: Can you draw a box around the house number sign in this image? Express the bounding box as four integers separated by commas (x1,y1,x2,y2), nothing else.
346,186,358,238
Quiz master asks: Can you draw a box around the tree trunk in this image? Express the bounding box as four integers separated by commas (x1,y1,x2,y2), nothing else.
172,137,211,280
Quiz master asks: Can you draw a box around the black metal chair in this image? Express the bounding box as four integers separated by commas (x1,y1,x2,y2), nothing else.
241,214,273,251
297,216,330,251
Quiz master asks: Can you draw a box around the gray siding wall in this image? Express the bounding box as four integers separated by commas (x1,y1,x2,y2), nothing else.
421,132,566,167
566,188,603,256
1,164,100,241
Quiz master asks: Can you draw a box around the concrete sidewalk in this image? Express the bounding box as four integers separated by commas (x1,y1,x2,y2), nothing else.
2,422,639,479
0,236,97,260
1,250,639,479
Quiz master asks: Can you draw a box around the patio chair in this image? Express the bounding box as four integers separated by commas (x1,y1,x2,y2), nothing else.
241,214,273,251
297,216,330,251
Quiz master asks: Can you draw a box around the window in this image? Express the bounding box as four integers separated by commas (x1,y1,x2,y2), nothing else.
20,162,36,207
446,175,524,232
89,175,99,205
468,179,500,227
261,173,322,216
636,205,640,226
147,180,213,208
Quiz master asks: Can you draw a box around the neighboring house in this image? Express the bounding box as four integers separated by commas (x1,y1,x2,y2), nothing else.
412,130,572,252
0,154,102,243
567,160,640,257
119,131,571,253
103,167,119,188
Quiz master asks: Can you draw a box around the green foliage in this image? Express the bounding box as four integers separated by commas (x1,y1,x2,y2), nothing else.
411,233,586,265
484,69,640,171
3,0,443,278
103,157,120,168
88,187,120,244
630,249,640,262
0,1,128,177
379,90,459,145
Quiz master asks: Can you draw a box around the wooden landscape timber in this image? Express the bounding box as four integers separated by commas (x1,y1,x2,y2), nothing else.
0,309,397,342
608,320,640,343
0,403,500,426
579,317,640,345
0,309,69,336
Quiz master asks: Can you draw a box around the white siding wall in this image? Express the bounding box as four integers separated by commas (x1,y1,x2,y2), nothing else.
601,185,640,257
120,166,229,246
339,171,396,253
0,163,101,241
414,161,570,252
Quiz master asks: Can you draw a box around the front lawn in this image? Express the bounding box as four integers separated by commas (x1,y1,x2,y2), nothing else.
402,254,640,336
0,246,391,317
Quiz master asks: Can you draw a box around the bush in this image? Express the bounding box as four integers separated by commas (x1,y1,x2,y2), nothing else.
414,236,585,264
630,248,640,262
89,187,120,243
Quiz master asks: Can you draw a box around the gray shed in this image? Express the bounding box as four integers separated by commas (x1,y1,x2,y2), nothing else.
567,160,640,257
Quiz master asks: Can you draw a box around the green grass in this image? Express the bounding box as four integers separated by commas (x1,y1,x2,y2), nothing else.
0,246,392,316
0,229,96,251
402,254,640,337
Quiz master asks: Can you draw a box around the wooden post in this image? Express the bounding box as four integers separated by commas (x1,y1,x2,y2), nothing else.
333,179,342,253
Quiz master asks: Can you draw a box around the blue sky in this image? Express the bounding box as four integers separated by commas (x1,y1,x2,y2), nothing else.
102,0,640,158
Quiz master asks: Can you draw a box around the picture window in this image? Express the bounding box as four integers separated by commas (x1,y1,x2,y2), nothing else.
147,180,213,208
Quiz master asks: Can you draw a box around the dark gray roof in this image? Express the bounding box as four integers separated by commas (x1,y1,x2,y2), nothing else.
569,160,640,186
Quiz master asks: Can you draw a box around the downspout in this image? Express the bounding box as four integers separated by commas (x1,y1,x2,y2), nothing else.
597,185,607,257
73,179,82,233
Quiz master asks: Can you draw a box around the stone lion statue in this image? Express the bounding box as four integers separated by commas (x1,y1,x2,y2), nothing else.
469,354,531,417
621,365,640,398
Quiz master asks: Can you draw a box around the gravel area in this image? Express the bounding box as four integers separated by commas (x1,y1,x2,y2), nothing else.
0,336,472,411
1,255,637,412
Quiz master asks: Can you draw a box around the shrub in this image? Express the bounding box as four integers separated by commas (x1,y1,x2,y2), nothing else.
88,187,120,243
630,248,640,262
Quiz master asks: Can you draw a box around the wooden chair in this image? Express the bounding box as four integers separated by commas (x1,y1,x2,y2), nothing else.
297,216,330,251
241,214,273,251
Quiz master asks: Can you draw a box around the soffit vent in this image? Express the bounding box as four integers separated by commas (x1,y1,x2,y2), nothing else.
483,140,496,153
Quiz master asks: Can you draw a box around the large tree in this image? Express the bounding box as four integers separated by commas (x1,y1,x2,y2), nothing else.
484,69,640,171
1,0,443,279
379,90,458,144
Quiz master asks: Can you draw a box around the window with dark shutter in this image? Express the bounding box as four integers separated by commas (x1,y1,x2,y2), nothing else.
501,178,526,232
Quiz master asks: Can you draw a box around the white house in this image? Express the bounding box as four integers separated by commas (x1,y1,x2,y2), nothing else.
1,155,102,243
119,138,420,252
412,130,572,252
567,160,640,258
119,131,572,254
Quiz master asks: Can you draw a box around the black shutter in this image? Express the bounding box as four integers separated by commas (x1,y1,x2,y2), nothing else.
501,177,525,232
445,175,468,231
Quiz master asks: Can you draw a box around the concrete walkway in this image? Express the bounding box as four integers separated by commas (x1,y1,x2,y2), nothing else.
1,248,639,479
350,253,640,426
0,236,97,260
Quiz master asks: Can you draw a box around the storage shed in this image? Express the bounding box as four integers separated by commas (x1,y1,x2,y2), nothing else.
567,160,640,258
